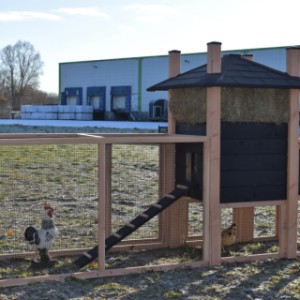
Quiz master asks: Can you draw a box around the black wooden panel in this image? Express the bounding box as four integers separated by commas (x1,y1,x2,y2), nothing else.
221,170,286,187
221,140,287,155
221,154,286,171
176,122,288,203
221,186,287,202
175,142,203,200
221,122,287,139
220,122,287,203
176,122,206,136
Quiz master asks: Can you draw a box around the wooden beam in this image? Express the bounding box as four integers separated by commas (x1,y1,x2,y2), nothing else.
202,139,211,263
0,133,208,146
98,143,107,272
285,47,300,258
206,42,222,265
233,207,254,243
168,50,181,134
220,200,285,209
105,145,112,237
207,42,221,73
207,86,221,265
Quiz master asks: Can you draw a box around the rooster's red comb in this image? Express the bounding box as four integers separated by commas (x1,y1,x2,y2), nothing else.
44,202,54,211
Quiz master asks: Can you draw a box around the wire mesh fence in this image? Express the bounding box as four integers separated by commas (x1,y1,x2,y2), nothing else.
0,137,207,283
0,133,296,285
0,144,98,255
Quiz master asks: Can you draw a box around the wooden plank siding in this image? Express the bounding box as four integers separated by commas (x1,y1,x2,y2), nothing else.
176,122,288,203
220,122,287,203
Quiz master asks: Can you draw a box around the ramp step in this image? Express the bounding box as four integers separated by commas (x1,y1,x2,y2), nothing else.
112,233,122,239
125,223,135,229
176,184,188,190
152,203,163,209
74,182,192,269
165,194,176,199
139,213,149,219
83,252,92,259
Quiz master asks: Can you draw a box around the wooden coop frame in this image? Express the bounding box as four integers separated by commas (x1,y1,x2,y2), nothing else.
1,43,300,287
0,132,209,287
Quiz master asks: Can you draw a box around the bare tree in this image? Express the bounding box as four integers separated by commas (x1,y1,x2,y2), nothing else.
0,40,43,111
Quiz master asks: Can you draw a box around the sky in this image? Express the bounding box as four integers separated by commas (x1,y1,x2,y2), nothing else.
1,0,299,94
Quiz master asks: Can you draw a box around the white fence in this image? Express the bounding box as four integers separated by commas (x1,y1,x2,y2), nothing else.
21,105,93,121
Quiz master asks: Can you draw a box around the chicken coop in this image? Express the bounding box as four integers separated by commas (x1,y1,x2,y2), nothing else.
148,42,300,265
1,42,300,287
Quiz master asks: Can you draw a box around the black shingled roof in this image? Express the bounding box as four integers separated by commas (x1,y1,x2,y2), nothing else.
147,54,300,91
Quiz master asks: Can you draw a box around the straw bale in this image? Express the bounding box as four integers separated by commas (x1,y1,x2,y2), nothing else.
221,88,289,124
169,87,289,125
169,88,206,125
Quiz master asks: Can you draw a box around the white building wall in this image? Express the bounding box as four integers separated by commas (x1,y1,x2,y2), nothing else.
60,58,139,112
141,56,168,112
59,46,294,119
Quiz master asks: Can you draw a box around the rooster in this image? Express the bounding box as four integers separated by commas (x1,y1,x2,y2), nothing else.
24,203,59,267
221,223,237,252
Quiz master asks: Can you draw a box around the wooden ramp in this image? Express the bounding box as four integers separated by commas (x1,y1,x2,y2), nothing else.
74,183,192,268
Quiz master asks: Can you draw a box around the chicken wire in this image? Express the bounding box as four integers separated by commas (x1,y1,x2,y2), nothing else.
106,144,203,269
0,144,98,255
221,206,279,256
110,144,160,241
0,140,205,278
188,201,203,237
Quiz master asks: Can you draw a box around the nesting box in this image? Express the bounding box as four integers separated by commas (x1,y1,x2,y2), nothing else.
174,87,289,203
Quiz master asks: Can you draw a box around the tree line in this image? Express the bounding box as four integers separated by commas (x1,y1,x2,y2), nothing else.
0,40,58,117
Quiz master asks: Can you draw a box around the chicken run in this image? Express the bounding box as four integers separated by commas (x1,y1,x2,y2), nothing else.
1,42,300,287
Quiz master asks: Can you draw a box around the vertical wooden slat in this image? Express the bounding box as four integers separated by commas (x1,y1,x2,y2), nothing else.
207,42,221,74
98,143,106,272
285,47,300,258
233,207,254,242
278,203,286,257
202,139,211,263
168,50,181,135
105,144,112,237
159,144,168,245
206,41,222,265
207,86,221,265
165,50,183,247
165,143,180,248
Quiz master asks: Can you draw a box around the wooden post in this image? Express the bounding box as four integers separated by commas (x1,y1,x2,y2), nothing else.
202,138,211,263
206,42,222,265
233,207,254,242
98,143,107,272
105,145,112,237
168,50,181,135
164,50,184,247
285,47,300,258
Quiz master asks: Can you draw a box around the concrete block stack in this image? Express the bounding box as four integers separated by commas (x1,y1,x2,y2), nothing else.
21,105,93,120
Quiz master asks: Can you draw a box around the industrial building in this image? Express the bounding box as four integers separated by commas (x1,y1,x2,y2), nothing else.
58,45,297,121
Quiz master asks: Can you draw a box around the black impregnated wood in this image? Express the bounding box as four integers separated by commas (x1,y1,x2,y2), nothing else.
176,142,203,199
221,185,286,202
176,123,206,136
176,122,288,203
220,122,287,203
